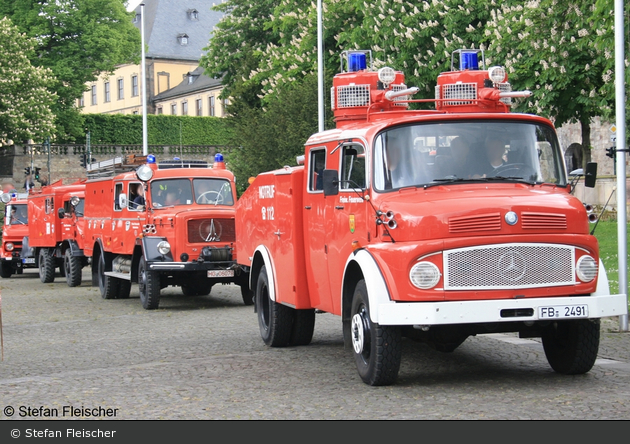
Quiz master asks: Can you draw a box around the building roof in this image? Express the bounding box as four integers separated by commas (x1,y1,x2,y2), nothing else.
153,66,222,101
133,0,224,61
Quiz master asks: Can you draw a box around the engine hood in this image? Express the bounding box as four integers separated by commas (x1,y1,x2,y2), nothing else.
374,183,589,242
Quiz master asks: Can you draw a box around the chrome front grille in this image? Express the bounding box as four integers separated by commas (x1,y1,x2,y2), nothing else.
187,218,235,243
444,243,575,290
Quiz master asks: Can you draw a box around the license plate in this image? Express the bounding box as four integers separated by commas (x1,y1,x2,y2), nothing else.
539,305,588,319
207,270,234,278
22,258,35,264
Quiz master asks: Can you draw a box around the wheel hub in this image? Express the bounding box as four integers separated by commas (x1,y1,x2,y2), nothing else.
351,313,365,354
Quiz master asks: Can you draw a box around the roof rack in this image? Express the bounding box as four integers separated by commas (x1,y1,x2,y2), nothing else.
158,159,209,169
86,155,148,179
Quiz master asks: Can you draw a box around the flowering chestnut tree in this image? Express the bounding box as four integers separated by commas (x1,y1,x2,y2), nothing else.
0,17,56,143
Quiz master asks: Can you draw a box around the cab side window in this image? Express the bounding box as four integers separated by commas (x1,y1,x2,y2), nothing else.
341,145,366,190
114,183,123,211
309,149,326,192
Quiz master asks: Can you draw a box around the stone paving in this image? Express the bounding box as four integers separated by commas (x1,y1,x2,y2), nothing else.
0,269,629,421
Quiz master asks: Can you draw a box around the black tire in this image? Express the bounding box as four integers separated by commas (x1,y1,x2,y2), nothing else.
289,309,316,346
350,280,402,386
97,253,120,299
181,281,212,296
241,285,254,306
542,319,600,375
58,262,66,277
117,279,131,299
64,249,82,287
38,248,55,283
256,267,294,347
0,261,13,278
138,256,160,309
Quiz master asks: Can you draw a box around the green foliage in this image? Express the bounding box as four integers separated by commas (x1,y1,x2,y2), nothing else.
0,0,141,142
0,17,56,142
224,75,322,194
593,221,630,297
80,114,234,146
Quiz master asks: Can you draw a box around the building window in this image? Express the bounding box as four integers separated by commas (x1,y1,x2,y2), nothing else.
133,13,140,23
117,79,124,100
79,94,84,107
104,82,110,102
182,101,188,116
196,99,202,116
171,103,177,115
132,111,139,115
187,9,199,20
222,98,229,116
91,85,97,105
157,106,163,115
177,33,189,46
132,75,138,97
209,96,215,116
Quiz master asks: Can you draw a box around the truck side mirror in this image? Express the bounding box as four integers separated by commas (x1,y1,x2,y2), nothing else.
322,169,339,196
118,194,128,209
584,162,597,188
57,208,65,219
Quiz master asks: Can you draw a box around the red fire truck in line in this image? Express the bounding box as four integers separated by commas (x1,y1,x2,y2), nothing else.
21,181,88,286
1,191,36,277
83,153,251,310
235,49,628,385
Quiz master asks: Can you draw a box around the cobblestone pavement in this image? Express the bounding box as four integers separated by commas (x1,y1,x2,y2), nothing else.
0,269,629,420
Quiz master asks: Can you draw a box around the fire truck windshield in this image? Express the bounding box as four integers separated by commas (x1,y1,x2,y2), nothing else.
193,179,234,206
374,121,567,191
150,179,193,207
7,204,27,225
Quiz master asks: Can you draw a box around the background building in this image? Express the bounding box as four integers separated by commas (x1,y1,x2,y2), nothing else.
79,0,224,116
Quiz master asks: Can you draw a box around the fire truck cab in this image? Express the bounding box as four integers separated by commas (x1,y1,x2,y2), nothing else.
1,191,35,277
84,154,250,310
23,181,87,285
235,49,628,385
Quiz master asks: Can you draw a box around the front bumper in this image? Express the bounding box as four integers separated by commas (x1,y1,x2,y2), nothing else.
377,293,628,326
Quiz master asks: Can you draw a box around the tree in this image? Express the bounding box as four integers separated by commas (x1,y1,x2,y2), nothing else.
486,1,608,167
0,0,141,141
0,17,56,143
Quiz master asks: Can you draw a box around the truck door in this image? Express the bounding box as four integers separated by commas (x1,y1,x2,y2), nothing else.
324,143,368,315
303,147,332,311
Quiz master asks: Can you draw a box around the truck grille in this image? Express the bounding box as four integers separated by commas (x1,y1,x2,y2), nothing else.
187,218,235,243
444,243,575,290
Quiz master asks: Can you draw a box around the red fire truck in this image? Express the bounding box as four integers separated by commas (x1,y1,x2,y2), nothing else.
235,49,628,385
1,191,35,277
22,180,87,285
83,153,250,310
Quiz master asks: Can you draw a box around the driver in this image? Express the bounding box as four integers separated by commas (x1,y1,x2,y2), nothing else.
196,181,216,204
474,136,507,178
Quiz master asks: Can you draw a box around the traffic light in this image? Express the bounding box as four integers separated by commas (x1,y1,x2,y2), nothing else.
24,167,31,176
34,167,41,182
80,153,87,168
606,147,616,158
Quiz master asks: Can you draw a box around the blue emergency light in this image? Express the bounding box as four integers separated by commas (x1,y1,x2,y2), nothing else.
214,153,224,162
460,50,479,70
348,52,367,72
147,154,156,164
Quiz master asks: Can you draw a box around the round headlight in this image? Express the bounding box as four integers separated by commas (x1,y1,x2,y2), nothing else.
410,262,441,289
576,255,597,282
157,241,171,256
488,66,507,84
0,193,10,204
5,242,14,251
378,67,396,86
136,164,153,182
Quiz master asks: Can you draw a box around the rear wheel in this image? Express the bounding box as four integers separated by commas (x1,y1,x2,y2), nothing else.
38,249,55,283
256,267,294,347
117,279,131,299
64,249,82,287
351,280,401,386
542,319,600,374
0,261,13,278
290,309,316,346
241,285,254,306
181,281,213,296
138,256,160,309
97,253,120,299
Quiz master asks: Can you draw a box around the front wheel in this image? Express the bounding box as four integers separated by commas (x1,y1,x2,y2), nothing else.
38,248,55,283
542,319,600,375
0,261,13,278
64,249,82,287
350,280,401,386
97,253,120,299
256,267,294,347
138,257,160,309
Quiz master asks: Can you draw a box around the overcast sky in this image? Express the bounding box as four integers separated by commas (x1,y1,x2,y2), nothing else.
126,0,142,12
